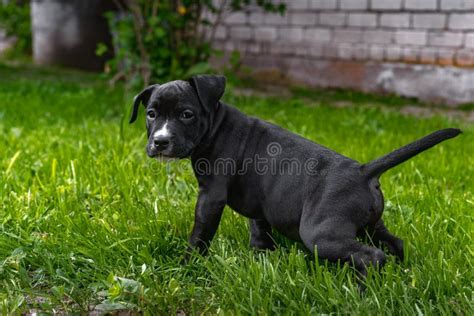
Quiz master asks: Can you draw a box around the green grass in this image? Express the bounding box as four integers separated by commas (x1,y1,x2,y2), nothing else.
0,64,472,314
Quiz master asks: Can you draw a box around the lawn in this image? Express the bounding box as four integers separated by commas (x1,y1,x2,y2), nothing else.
0,63,472,314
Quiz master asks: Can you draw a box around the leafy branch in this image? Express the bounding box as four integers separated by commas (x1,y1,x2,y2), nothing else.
102,0,285,87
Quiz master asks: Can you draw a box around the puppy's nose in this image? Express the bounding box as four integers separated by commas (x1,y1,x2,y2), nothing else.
153,136,170,150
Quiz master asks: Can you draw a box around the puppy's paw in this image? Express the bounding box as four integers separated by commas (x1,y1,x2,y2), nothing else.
180,246,198,265
353,247,387,273
250,238,276,251
386,238,404,262
352,247,386,295
180,252,192,265
372,248,387,268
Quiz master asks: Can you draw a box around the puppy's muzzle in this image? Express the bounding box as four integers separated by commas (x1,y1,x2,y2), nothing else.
147,133,176,158
153,135,170,151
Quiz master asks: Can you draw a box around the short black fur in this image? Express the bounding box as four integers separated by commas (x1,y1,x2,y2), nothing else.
131,75,462,278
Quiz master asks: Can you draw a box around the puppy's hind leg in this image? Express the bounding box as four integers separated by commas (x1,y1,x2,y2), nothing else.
300,216,386,277
249,218,275,251
366,219,404,261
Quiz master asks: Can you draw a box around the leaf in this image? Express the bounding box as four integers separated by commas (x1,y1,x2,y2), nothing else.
51,285,65,299
115,276,142,291
184,62,212,78
168,278,180,296
94,301,129,312
95,43,108,57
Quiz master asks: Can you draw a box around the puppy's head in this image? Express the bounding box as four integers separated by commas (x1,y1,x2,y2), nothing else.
130,75,226,159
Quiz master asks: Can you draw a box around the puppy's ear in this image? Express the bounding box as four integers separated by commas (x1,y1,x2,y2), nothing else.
189,75,226,113
130,84,159,123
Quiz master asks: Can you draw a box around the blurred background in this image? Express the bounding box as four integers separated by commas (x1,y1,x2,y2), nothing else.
1,0,474,106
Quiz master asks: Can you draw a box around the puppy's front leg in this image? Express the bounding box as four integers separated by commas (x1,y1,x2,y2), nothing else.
186,190,226,257
249,218,275,251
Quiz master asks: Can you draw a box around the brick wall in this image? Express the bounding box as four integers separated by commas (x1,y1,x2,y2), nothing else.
0,28,15,54
0,0,15,54
212,0,474,105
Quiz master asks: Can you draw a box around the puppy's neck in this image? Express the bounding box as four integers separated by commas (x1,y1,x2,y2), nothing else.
191,103,257,165
191,102,228,158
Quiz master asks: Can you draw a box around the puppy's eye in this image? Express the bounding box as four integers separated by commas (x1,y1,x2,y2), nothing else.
180,110,194,120
147,111,156,119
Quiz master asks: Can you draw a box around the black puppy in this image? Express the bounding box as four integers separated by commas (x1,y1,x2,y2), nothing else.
130,75,461,276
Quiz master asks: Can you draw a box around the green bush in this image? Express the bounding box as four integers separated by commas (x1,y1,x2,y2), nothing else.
0,0,31,56
102,0,285,87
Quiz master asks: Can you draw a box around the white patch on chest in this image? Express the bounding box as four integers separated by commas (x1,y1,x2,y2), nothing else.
153,120,170,138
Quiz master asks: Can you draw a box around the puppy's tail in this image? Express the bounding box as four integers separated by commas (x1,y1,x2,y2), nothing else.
362,128,462,178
